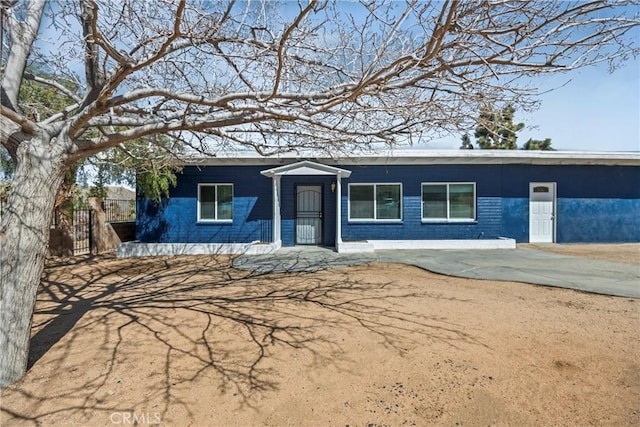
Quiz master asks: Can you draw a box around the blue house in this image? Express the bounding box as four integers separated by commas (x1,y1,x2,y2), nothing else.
128,150,640,255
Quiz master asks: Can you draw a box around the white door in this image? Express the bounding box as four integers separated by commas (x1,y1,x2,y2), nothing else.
296,185,322,245
529,182,556,243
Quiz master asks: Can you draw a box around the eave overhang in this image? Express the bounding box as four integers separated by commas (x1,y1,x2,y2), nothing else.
183,150,640,167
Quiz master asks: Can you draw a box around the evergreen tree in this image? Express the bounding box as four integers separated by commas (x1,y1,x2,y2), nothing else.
474,105,524,149
468,104,554,150
460,133,474,149
522,138,555,151
497,105,523,150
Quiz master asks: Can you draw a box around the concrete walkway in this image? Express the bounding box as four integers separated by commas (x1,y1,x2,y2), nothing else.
233,246,640,298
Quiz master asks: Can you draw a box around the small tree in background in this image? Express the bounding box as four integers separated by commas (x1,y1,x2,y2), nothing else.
87,135,182,203
464,105,554,150
522,138,555,151
460,133,474,150
474,105,525,149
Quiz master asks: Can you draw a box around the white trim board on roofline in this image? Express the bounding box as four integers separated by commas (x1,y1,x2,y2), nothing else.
183,150,640,167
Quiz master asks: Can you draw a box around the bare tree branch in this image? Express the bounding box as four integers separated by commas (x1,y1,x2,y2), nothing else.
263,0,318,101
22,71,83,103
0,104,37,135
79,0,106,107
0,0,46,111
2,0,639,210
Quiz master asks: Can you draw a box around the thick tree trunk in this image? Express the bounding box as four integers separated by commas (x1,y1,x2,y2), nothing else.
0,133,68,387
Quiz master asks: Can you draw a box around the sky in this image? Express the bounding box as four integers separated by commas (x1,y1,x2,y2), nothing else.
417,57,640,152
29,0,640,154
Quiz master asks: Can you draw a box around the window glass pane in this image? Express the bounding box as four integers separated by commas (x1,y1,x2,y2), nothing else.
200,186,216,220
376,185,401,219
217,185,233,220
422,185,447,218
350,185,374,219
449,184,474,219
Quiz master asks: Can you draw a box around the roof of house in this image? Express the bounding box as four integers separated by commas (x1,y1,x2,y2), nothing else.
183,149,640,167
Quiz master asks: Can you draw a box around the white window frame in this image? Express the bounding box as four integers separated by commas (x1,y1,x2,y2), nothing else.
197,183,234,222
421,182,476,222
348,183,403,222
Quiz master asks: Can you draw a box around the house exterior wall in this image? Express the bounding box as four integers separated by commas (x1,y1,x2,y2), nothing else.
340,164,504,241
499,164,640,243
137,166,273,243
137,163,640,245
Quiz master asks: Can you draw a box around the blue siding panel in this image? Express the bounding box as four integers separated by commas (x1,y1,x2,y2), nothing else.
501,198,529,242
557,198,640,242
340,164,503,241
500,164,640,243
136,166,273,243
136,162,640,244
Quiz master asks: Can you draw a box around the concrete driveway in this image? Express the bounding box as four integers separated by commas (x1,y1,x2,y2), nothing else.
233,246,640,298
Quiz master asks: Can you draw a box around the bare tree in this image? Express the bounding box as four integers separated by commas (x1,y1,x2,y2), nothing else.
1,0,638,386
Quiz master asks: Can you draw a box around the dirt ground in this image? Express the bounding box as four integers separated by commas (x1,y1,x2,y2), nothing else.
1,246,639,426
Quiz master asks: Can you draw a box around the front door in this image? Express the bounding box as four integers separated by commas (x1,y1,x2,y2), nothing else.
529,182,556,243
296,185,322,245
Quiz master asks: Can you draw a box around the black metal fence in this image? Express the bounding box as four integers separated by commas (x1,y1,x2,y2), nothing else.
260,219,272,243
104,199,136,223
0,197,135,256
72,208,92,255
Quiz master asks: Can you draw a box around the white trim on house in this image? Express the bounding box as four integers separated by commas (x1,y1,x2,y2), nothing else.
117,238,515,256
117,241,281,257
367,238,516,250
185,150,640,167
260,160,352,178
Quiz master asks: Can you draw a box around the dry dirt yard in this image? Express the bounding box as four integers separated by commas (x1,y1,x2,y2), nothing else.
1,245,639,426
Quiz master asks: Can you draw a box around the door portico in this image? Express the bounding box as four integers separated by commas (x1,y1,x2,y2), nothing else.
261,161,352,250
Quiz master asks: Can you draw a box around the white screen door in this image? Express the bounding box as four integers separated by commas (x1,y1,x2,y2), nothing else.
296,185,322,245
529,182,556,243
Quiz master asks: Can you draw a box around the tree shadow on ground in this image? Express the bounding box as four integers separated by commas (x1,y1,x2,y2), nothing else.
1,253,482,425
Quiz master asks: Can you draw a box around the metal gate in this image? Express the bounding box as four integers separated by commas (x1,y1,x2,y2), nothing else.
296,185,322,245
73,208,92,255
